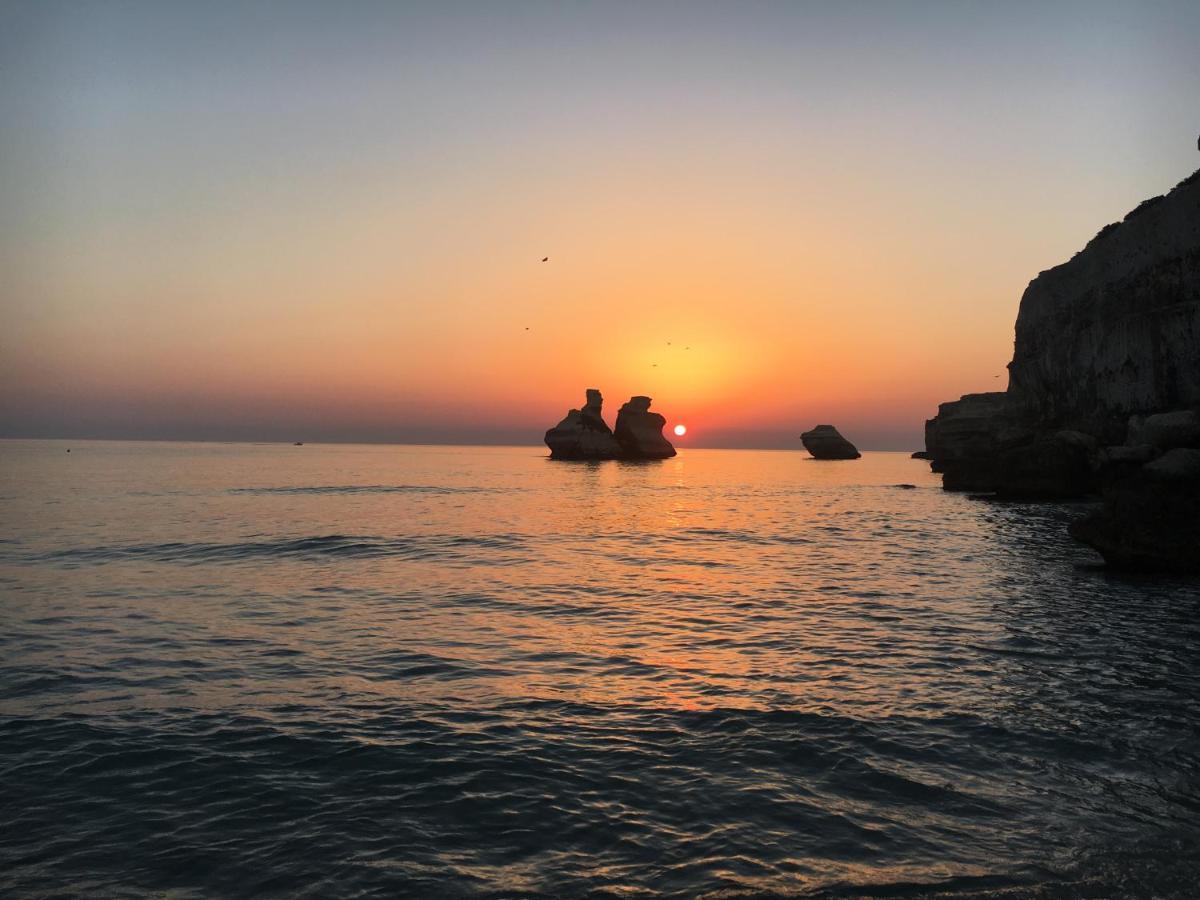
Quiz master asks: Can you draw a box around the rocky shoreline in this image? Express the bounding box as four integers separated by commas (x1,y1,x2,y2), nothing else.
923,168,1200,571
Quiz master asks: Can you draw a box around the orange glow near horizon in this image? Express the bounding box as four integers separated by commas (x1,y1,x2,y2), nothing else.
2,4,1196,447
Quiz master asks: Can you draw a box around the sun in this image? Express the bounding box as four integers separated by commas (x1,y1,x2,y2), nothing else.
673,424,687,436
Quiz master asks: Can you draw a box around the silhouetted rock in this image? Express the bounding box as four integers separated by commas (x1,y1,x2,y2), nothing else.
1070,449,1200,573
910,450,932,460
924,392,1023,490
614,396,677,459
578,388,609,432
545,390,677,460
800,425,860,460
544,389,623,460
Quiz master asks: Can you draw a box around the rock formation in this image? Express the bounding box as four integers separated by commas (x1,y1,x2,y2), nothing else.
614,396,677,459
544,389,623,460
800,425,861,460
545,390,676,460
924,392,1017,489
922,168,1200,570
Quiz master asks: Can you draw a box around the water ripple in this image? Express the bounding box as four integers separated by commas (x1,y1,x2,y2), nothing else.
229,484,502,495
2,443,1199,898
18,533,528,567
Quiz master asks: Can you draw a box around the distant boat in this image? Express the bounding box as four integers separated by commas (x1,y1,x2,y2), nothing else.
293,441,304,446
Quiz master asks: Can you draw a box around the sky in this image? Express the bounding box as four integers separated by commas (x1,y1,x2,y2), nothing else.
1,1,1198,449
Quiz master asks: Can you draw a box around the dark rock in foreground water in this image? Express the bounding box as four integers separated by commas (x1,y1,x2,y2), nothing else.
545,390,676,460
1070,449,1200,573
800,425,861,459
921,166,1200,571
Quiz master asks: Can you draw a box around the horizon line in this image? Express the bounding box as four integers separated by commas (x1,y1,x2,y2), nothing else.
0,435,925,453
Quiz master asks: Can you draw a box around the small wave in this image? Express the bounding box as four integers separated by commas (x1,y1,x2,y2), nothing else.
30,533,527,567
675,526,778,545
810,843,1200,898
229,484,502,495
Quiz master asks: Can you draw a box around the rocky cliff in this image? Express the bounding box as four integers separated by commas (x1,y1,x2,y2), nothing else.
924,168,1200,570
1008,169,1200,439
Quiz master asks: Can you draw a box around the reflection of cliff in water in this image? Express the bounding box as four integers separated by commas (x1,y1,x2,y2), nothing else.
965,496,1200,868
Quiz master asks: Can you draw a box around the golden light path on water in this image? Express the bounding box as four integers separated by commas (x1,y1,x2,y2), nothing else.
3,441,1200,897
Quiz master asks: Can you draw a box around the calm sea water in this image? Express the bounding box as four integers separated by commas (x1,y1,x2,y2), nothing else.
2,440,1199,898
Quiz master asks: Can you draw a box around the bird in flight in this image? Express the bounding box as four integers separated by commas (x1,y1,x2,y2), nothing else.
541,257,549,262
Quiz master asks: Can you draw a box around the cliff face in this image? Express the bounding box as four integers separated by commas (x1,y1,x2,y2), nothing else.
1008,170,1200,440
924,168,1200,569
928,169,1200,467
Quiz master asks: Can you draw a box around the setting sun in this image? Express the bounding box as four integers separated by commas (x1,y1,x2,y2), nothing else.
674,424,687,436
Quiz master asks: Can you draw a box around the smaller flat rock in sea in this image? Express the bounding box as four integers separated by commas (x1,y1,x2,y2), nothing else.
800,425,861,460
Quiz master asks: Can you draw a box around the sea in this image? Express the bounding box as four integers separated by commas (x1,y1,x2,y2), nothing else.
2,440,1199,899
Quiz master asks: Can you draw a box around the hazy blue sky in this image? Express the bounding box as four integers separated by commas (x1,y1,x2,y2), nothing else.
2,1,1198,447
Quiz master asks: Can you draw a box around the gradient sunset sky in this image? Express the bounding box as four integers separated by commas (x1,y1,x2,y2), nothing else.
2,1,1198,448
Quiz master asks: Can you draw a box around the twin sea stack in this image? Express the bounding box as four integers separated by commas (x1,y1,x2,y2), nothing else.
923,167,1200,571
545,390,677,460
